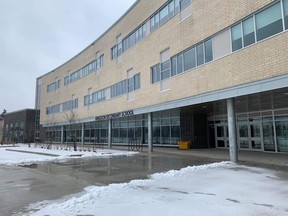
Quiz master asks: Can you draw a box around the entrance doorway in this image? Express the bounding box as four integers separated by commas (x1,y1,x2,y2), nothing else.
215,123,228,148
238,119,262,151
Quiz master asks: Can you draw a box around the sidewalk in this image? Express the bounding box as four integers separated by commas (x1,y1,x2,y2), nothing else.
112,145,288,168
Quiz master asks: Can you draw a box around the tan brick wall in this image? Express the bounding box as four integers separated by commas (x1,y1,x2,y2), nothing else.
39,0,287,124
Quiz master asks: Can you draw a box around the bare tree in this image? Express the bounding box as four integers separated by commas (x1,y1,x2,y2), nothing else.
64,110,78,151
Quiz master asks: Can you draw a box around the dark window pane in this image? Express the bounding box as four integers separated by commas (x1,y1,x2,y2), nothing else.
284,0,288,30
177,54,183,74
197,43,204,66
256,3,283,41
204,39,213,63
151,64,160,83
171,56,177,76
231,23,243,51
183,47,196,71
243,17,255,47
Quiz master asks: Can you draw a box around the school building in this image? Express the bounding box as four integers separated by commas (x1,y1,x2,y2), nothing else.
35,0,288,156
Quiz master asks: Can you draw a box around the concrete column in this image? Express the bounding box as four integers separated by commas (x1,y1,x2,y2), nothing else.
227,98,238,163
81,123,84,145
61,125,64,144
148,113,153,152
108,119,112,149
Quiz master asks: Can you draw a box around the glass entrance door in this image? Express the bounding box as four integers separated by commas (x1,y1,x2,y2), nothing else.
215,124,228,148
238,122,249,149
250,122,262,150
238,119,263,150
262,118,276,151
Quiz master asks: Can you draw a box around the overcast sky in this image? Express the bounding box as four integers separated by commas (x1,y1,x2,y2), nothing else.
0,0,136,113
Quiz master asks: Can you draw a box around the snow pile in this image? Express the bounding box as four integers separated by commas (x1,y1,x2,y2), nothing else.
0,145,137,166
22,162,288,216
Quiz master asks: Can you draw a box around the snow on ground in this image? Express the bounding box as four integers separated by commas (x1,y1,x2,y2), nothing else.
0,144,137,166
23,162,288,216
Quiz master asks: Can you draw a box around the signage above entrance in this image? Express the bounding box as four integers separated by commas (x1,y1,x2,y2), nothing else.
95,110,134,121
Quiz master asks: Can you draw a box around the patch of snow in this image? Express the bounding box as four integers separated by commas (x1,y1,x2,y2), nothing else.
22,162,288,216
0,144,137,166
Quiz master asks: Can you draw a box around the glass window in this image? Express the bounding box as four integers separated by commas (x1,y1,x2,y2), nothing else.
243,17,255,47
177,54,183,74
204,39,213,63
161,60,171,80
150,16,155,32
196,43,204,66
231,23,243,51
169,0,175,17
155,13,160,29
184,47,196,71
284,0,288,29
128,77,134,92
171,56,177,76
175,0,180,13
151,64,160,83
134,73,141,90
143,23,146,37
180,0,191,10
160,5,169,25
256,2,283,41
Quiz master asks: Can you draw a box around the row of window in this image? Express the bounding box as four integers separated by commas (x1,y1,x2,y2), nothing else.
232,0,288,52
150,0,180,32
111,0,191,60
152,0,288,84
46,98,79,115
84,89,106,106
64,54,104,86
151,39,213,83
111,24,147,59
84,73,141,106
47,80,60,93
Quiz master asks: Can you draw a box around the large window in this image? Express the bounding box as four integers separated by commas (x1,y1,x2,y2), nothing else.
152,110,180,146
204,39,213,63
196,43,204,66
231,23,243,51
256,2,283,41
243,17,255,47
160,5,169,25
151,64,160,84
183,47,196,71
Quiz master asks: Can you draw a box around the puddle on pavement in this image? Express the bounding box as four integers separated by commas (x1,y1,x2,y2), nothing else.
1,152,218,216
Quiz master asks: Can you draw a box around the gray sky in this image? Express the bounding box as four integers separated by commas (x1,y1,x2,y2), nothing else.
0,0,136,113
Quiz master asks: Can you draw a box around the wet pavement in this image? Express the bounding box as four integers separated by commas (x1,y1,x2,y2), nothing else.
0,152,220,216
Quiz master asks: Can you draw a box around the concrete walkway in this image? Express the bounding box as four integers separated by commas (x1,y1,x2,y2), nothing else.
152,148,288,167
112,146,288,169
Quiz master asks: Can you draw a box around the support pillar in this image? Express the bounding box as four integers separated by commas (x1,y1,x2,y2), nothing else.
108,119,112,149
61,126,64,144
81,123,84,145
227,98,238,163
148,113,153,152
